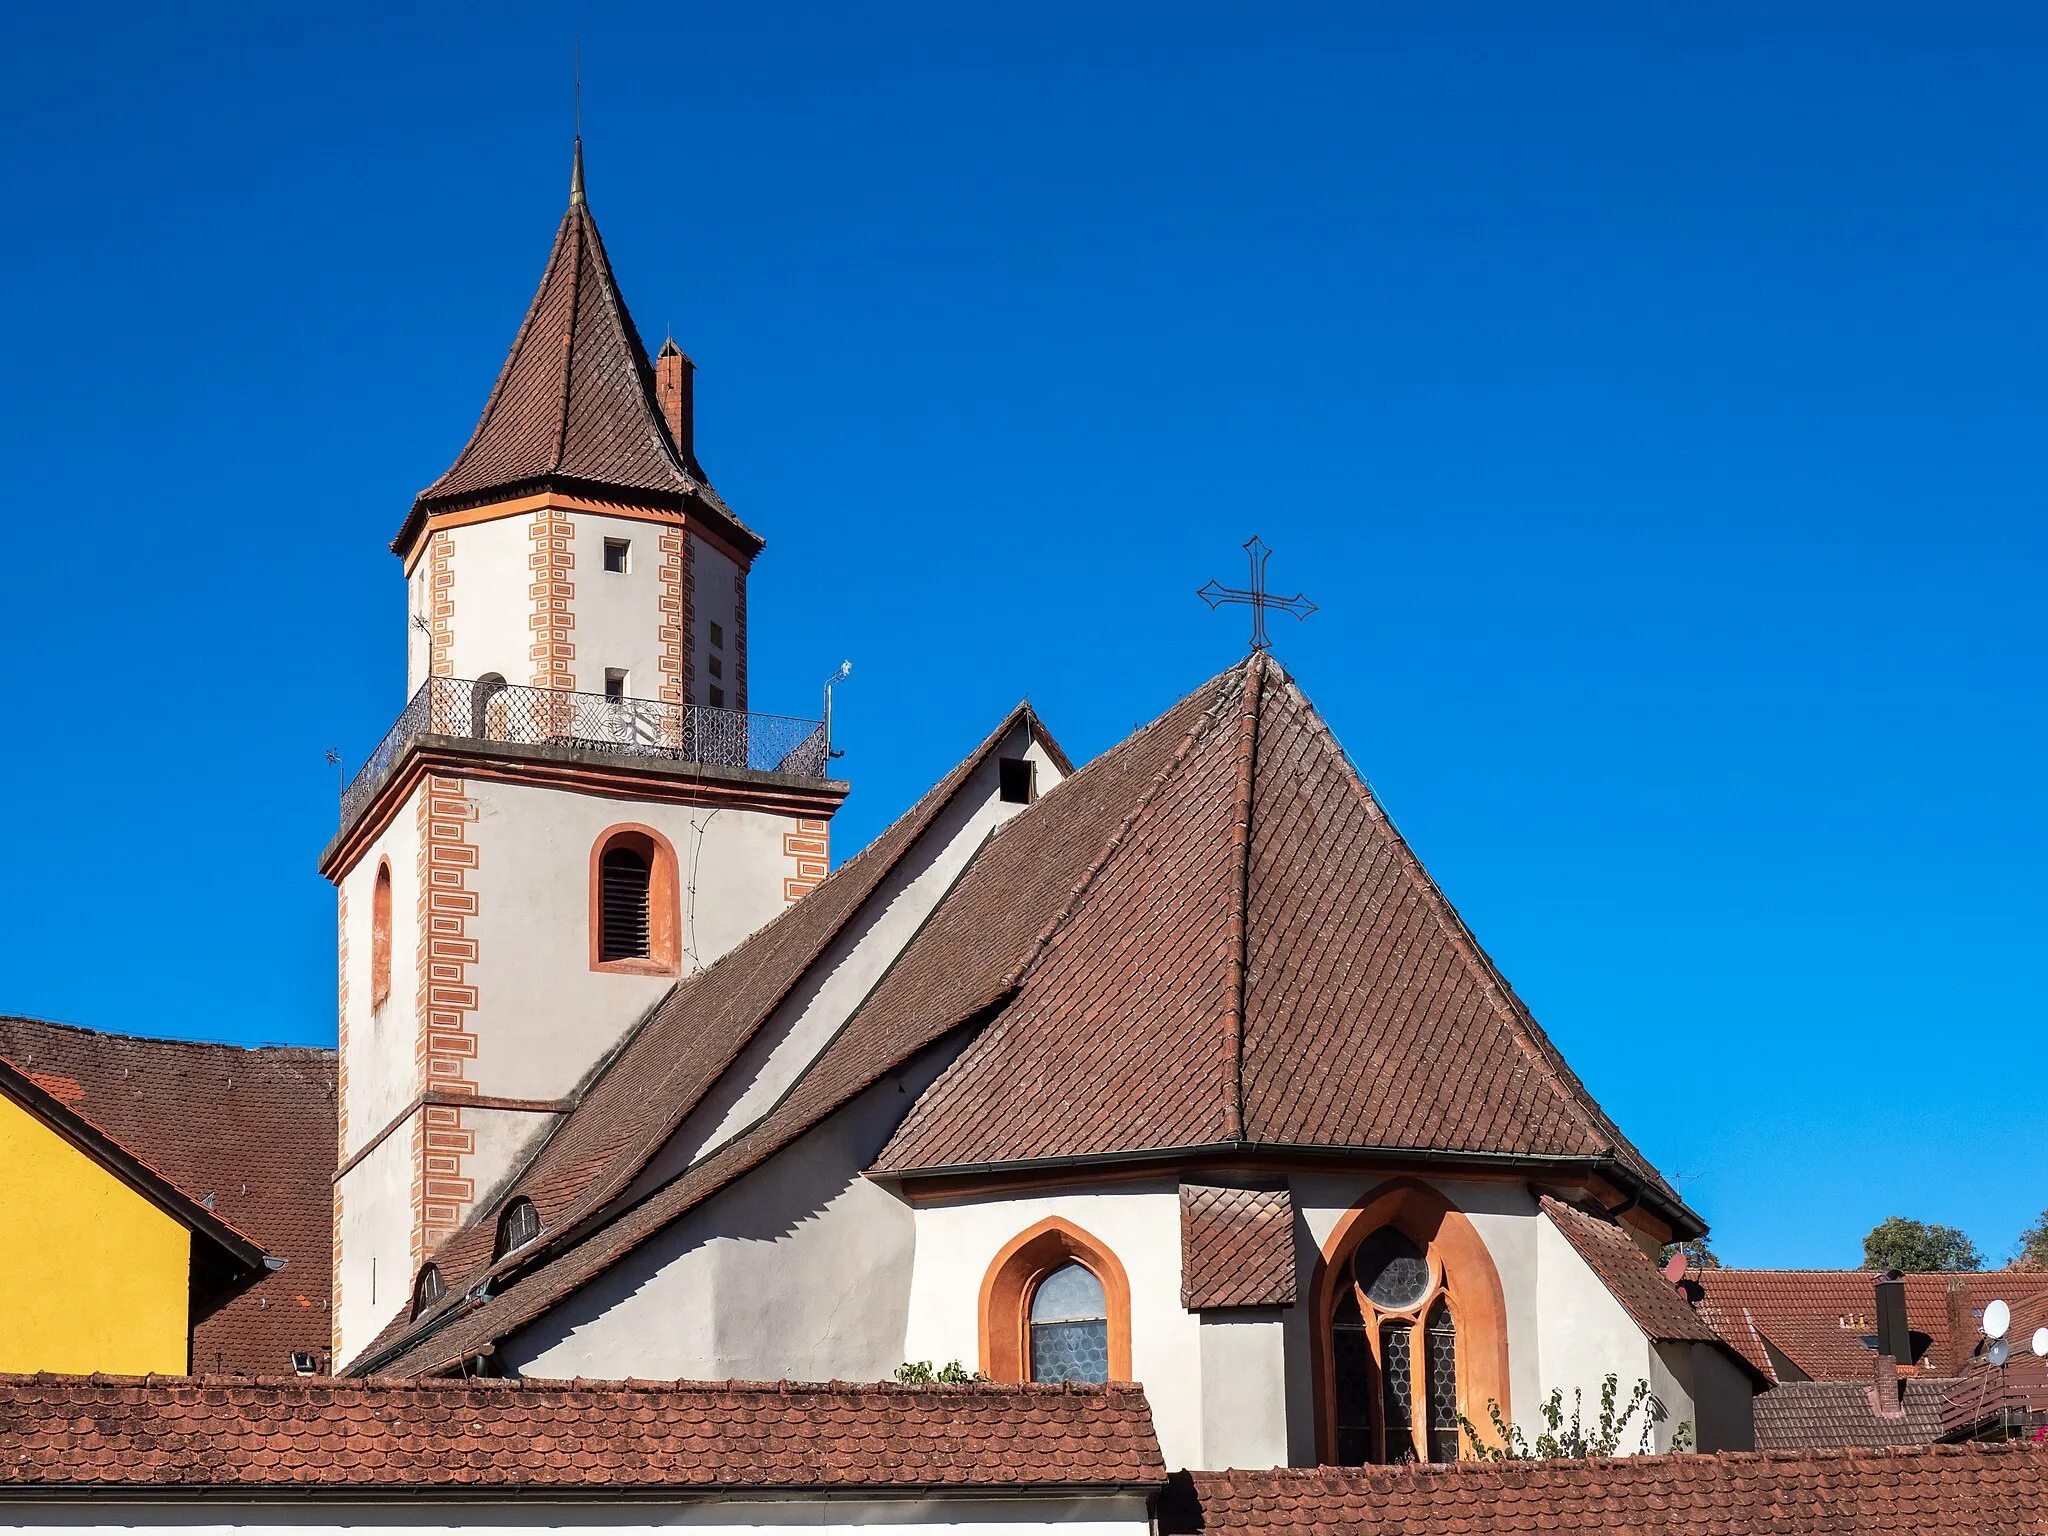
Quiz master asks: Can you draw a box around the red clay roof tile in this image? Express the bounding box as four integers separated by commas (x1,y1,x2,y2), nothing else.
0,1374,1163,1491
1168,1443,2048,1535
1181,1185,1297,1311
1538,1197,1719,1344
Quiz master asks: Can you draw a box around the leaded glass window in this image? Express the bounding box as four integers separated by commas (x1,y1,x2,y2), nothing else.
1379,1320,1416,1463
1331,1286,1374,1465
1425,1300,1459,1463
1326,1224,1459,1466
1029,1262,1109,1384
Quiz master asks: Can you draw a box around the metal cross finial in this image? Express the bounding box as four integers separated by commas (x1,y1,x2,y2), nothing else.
1198,536,1317,651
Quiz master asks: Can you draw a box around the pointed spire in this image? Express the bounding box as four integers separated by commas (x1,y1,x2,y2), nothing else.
570,135,585,207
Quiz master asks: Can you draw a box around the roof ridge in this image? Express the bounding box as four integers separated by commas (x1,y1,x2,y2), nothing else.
1221,652,1264,1143
0,1015,335,1058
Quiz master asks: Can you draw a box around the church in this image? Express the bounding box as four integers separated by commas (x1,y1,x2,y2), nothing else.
306,141,1758,1469
17,138,2048,1536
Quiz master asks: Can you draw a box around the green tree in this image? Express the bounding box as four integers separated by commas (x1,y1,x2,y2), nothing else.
2012,1210,2048,1271
894,1360,983,1384
1861,1216,1983,1273
1660,1237,1722,1271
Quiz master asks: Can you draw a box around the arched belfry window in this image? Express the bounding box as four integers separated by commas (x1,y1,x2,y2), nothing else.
589,826,678,975
494,1197,541,1261
411,1263,446,1320
1028,1262,1109,1384
1314,1181,1511,1468
370,860,394,1012
600,846,650,959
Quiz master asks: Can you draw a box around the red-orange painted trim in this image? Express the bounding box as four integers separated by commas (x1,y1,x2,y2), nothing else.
977,1216,1134,1384
370,859,394,1012
589,823,680,976
401,493,756,576
1308,1177,1512,1464
322,750,847,882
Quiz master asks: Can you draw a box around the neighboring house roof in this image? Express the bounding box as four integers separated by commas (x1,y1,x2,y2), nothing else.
1164,1443,2048,1535
394,141,757,558
0,1017,337,1375
876,655,1687,1224
0,1375,1164,1493
1690,1270,2048,1383
1754,1379,1955,1450
362,655,1692,1375
0,1055,267,1315
1180,1185,1297,1311
1535,1197,1724,1346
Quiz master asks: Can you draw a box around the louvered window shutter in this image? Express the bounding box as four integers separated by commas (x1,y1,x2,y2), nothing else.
600,847,652,960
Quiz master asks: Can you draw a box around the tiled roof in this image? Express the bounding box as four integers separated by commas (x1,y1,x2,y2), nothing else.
876,655,1685,1225
1754,1379,1954,1450
1165,1443,2048,1535
368,657,1690,1373
1690,1270,2048,1382
1538,1197,1720,1344
395,145,757,558
1181,1185,1297,1310
0,1375,1164,1492
0,1018,335,1376
350,703,1078,1372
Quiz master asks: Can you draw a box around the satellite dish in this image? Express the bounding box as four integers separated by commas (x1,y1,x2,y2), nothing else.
2031,1327,2048,1358
1986,1299,2012,1340
1990,1337,2012,1367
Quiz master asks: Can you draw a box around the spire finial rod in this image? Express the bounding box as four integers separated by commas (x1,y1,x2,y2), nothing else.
569,41,585,207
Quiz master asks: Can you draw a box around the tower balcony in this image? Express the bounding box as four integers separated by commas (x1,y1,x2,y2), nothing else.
337,676,833,830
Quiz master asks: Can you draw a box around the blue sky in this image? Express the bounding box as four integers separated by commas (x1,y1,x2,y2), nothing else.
2,3,2043,1268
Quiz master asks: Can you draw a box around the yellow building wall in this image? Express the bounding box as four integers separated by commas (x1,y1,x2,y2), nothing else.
0,1094,191,1373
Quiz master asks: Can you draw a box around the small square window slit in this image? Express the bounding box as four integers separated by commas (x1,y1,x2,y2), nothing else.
603,538,630,573
999,757,1035,804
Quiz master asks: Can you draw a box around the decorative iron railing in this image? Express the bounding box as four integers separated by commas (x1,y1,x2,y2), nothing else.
340,677,830,825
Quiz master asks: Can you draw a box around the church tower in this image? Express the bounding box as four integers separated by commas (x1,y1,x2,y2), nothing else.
320,142,847,1367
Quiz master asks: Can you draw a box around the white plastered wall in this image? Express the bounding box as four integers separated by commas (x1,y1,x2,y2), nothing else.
333,1130,415,1368
0,1494,1153,1536
439,516,541,691
1531,1212,1672,1451
461,777,803,1103
904,1183,1202,1469
635,722,1063,1191
337,806,424,1159
571,512,667,700
691,533,739,707
501,1046,965,1383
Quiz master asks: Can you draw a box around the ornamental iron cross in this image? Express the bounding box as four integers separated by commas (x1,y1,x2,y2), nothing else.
1198,536,1316,651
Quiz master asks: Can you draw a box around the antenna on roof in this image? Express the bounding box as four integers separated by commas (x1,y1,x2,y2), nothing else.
1986,1298,2011,1340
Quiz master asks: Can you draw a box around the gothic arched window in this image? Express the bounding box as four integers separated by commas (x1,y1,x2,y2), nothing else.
589,826,678,975
494,1197,541,1261
411,1263,446,1320
370,860,394,1012
1028,1261,1109,1384
1328,1225,1457,1465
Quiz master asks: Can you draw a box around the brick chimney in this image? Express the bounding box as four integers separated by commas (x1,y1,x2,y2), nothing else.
1946,1276,1973,1374
655,337,694,463
1868,1345,1906,1420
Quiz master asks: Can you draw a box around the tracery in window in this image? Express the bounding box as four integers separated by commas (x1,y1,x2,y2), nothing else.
1028,1261,1109,1384
1328,1224,1458,1464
